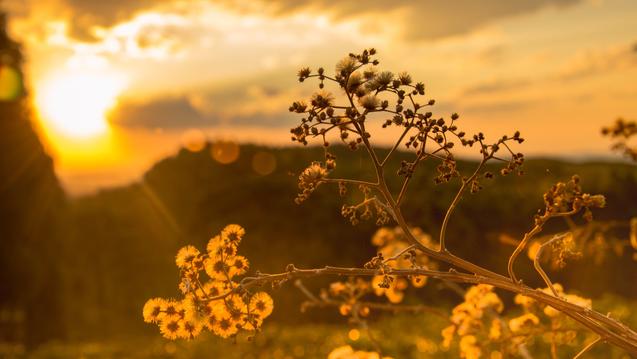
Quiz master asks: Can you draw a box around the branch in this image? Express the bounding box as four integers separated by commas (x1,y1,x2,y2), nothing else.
508,209,577,283
534,232,570,297
223,265,637,354
439,158,486,252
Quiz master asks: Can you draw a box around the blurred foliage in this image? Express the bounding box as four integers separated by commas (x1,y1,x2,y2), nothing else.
0,12,75,347
18,294,637,358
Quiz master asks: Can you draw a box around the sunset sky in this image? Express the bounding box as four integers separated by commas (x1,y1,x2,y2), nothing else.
3,0,637,194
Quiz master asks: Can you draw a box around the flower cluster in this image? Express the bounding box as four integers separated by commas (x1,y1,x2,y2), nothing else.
296,161,331,204
143,225,273,340
315,227,436,319
340,185,391,226
602,118,637,161
527,232,582,270
542,175,605,221
441,284,592,358
320,278,373,318
441,285,505,358
369,227,436,303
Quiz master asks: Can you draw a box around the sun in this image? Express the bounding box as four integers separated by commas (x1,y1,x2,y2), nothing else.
36,70,125,138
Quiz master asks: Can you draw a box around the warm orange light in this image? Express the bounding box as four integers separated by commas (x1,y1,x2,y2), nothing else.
35,70,124,138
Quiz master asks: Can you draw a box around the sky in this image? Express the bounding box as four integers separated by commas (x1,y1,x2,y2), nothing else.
3,0,637,194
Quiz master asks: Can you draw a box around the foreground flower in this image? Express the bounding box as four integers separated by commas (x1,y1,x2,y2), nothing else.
143,225,274,340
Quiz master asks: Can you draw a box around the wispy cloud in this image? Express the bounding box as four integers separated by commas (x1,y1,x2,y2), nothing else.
556,40,637,80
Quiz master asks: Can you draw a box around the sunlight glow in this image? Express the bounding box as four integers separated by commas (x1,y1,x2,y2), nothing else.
36,70,125,138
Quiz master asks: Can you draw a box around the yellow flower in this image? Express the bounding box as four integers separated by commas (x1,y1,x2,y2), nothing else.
385,285,404,304
207,235,238,259
162,300,183,320
489,319,502,340
465,284,494,304
181,297,202,322
179,318,203,339
329,282,347,295
206,235,223,255
205,257,230,281
249,292,274,318
508,313,540,333
372,275,406,303
527,241,541,261
327,345,393,359
175,245,200,268
212,311,239,338
225,293,247,313
513,294,535,308
221,224,245,245
178,277,195,295
328,345,355,359
202,302,222,331
371,228,393,247
143,298,166,323
410,275,427,288
339,304,352,316
228,255,249,278
241,312,264,331
159,318,182,340
441,325,455,349
459,335,481,359
478,292,504,313
202,281,227,298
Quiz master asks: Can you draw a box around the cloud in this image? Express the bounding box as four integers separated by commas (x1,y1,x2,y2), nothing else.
556,40,637,80
63,0,174,41
460,79,534,96
218,0,581,41
110,97,209,129
110,78,302,129
459,40,637,97
460,99,539,115
20,0,581,43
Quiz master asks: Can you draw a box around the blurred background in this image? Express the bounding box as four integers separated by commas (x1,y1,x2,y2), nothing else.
0,0,636,357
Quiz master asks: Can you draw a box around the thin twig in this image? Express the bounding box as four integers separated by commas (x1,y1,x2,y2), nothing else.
573,336,601,359
534,232,570,297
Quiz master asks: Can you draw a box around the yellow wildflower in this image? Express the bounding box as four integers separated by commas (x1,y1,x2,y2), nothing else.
162,300,183,320
508,313,540,333
441,325,455,349
212,311,238,338
179,318,203,339
489,319,502,340
228,255,249,278
513,294,535,308
175,245,200,268
143,298,166,323
221,224,245,245
249,292,274,318
459,335,481,359
204,257,229,281
159,318,182,340
202,281,227,298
